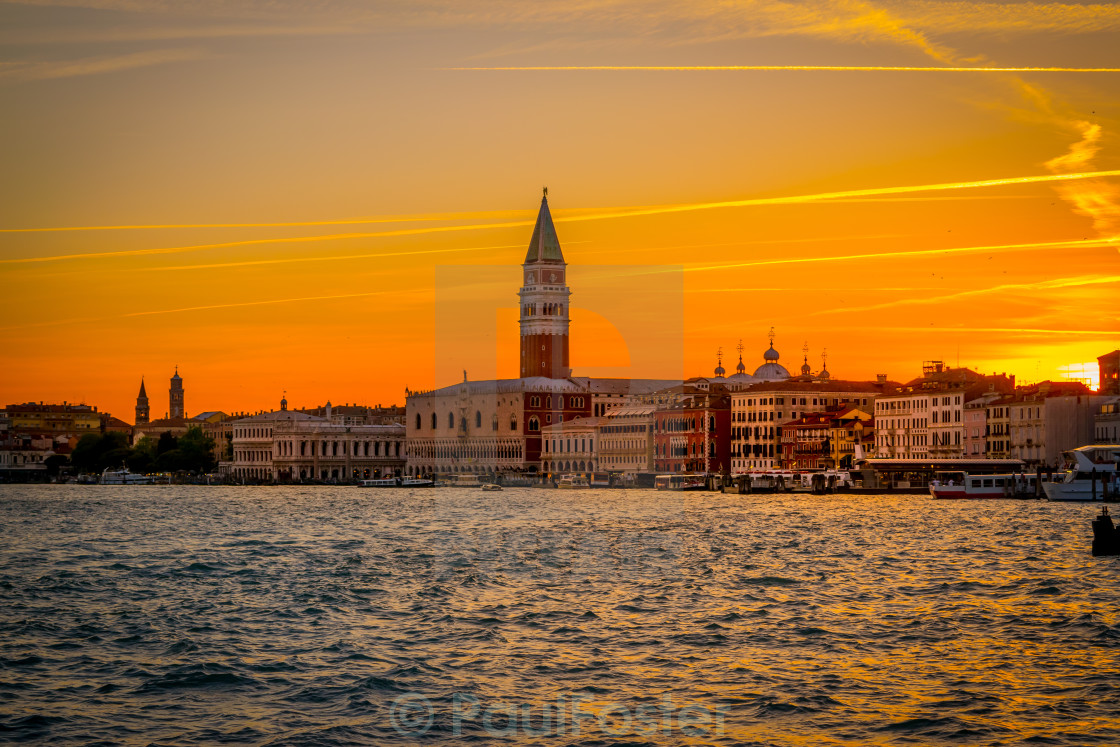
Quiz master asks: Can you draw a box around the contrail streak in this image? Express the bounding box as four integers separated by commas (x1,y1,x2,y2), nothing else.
0,288,421,331
447,65,1120,73
800,274,1120,318
4,170,1118,265
0,209,526,234
679,237,1114,273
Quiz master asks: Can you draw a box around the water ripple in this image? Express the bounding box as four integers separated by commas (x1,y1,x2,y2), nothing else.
1,486,1118,745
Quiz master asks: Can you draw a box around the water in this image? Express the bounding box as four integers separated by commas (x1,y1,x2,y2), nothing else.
1,486,1118,746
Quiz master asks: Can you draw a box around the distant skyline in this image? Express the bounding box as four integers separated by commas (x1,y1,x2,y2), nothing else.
1,0,1118,421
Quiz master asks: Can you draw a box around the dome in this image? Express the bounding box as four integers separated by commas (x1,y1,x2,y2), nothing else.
763,343,780,361
819,368,831,380
753,362,791,381
801,360,811,376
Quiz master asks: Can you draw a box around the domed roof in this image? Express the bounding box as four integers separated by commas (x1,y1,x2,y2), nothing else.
819,368,831,380
763,343,780,361
753,362,791,381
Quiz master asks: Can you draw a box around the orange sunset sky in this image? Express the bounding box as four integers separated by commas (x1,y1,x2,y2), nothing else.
1,0,1119,421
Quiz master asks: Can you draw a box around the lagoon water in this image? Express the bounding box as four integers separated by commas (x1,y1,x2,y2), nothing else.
1,485,1118,745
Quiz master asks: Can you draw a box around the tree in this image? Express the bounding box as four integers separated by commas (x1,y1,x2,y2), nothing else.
177,426,217,473
70,431,130,474
44,453,69,477
156,431,178,456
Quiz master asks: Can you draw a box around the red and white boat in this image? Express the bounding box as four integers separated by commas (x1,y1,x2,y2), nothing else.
930,472,1039,499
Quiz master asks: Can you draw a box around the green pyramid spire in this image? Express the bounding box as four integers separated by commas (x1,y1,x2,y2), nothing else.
524,188,564,264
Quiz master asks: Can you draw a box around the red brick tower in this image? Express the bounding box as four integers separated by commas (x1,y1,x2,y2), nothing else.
519,189,570,379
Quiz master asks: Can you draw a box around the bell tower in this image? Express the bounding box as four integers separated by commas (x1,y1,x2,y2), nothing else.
135,377,150,425
169,366,185,419
519,188,570,379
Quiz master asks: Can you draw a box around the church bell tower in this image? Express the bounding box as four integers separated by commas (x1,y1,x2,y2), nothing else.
169,366,185,419
135,378,150,425
519,189,570,379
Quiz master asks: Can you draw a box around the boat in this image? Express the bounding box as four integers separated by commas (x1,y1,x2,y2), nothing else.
557,475,590,489
930,471,1040,499
100,467,154,485
480,483,503,491
358,477,435,488
654,474,707,491
1042,445,1120,501
590,472,613,488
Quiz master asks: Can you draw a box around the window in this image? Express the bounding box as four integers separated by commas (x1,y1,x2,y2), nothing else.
510,415,517,431
431,413,437,429
529,417,539,431
448,412,455,428
415,414,421,430
475,411,482,428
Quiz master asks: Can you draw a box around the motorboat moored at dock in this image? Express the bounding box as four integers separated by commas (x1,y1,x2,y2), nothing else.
1042,445,1119,501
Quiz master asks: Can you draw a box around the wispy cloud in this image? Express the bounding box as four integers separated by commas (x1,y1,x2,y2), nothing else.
4,170,1116,265
449,65,1120,73
0,287,422,332
800,273,1120,318
0,48,209,81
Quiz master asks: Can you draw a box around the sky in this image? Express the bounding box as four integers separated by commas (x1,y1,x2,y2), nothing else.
1,0,1118,421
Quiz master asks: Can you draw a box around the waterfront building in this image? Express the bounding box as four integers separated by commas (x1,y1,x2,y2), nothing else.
1005,381,1114,466
654,390,730,474
1100,350,1120,396
299,403,406,425
0,434,53,480
595,404,657,474
134,379,150,425
732,379,887,472
963,398,990,457
227,396,405,481
540,415,602,475
828,407,873,469
984,398,1014,459
780,413,832,471
778,406,872,470
4,402,103,437
169,367,184,419
406,375,590,476
873,363,1013,459
1096,401,1120,443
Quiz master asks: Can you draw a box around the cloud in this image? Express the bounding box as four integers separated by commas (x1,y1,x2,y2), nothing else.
4,170,1117,265
0,48,209,81
800,273,1120,318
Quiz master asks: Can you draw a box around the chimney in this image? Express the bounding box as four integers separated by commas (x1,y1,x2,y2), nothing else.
876,374,887,384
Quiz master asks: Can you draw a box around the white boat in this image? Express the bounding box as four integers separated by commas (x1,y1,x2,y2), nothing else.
1042,445,1120,501
930,472,1039,499
100,467,154,485
654,474,706,491
557,475,590,489
480,483,503,491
